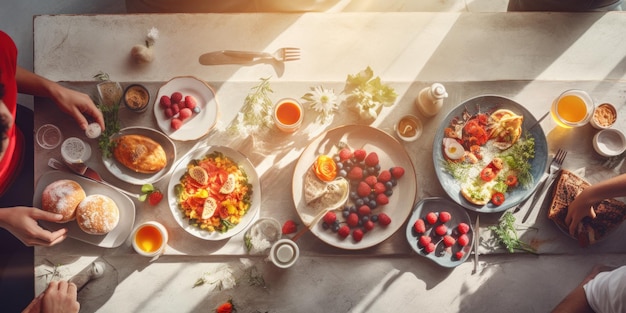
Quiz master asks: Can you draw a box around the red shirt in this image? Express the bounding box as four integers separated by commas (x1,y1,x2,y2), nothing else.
0,31,22,195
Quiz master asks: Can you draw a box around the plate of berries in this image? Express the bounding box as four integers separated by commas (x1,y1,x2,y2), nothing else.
153,76,220,141
292,125,417,250
405,197,474,268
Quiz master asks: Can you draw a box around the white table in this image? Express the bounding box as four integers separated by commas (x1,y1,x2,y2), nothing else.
33,12,626,312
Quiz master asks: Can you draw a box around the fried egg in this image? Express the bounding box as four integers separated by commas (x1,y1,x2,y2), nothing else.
443,138,465,160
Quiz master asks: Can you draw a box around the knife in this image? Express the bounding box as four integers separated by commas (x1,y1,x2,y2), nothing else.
473,215,480,274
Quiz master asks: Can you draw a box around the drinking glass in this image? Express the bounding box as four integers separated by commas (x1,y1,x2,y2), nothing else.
550,89,594,128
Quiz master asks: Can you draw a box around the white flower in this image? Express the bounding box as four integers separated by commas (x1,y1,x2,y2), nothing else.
302,85,338,123
146,27,159,47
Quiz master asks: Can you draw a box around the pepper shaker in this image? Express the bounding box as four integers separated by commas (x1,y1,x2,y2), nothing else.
416,83,448,117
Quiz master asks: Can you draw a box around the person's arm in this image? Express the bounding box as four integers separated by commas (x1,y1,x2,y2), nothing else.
0,206,68,246
551,265,613,313
15,66,104,130
565,173,626,235
22,280,80,313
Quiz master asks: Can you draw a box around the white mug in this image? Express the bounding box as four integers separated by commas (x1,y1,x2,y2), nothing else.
131,221,168,257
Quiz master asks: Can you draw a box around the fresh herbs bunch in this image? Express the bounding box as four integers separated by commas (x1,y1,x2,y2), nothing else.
488,211,537,254
228,77,274,136
500,134,535,188
96,97,120,158
343,66,397,122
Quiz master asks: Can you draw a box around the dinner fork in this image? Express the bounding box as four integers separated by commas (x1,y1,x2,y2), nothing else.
223,47,301,62
522,148,567,223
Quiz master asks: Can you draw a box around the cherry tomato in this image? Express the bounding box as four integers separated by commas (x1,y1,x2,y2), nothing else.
491,192,505,206
505,174,518,187
480,167,496,182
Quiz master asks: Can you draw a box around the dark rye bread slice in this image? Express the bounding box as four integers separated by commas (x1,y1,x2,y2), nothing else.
548,170,626,247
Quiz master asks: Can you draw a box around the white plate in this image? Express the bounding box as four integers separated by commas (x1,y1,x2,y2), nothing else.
167,145,261,240
153,76,219,141
102,126,177,185
293,125,418,250
33,171,135,248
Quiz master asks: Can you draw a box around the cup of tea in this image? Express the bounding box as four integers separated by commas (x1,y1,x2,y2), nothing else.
268,238,299,268
132,221,168,257
550,89,594,128
273,98,303,133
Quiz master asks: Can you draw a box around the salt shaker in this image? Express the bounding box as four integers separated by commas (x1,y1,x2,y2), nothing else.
416,83,448,117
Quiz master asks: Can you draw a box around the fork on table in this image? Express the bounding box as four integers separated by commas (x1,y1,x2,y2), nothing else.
521,148,567,223
223,47,301,62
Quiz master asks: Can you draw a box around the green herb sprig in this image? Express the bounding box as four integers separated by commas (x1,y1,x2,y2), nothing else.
488,211,537,254
96,97,120,158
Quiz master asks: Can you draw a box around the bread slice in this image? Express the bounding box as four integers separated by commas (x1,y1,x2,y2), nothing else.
548,170,626,247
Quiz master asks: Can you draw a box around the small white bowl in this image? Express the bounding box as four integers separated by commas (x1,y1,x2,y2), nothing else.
590,103,617,130
593,128,626,157
395,114,423,142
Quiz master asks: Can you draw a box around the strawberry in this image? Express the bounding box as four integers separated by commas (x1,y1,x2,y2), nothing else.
171,118,183,130
323,211,337,225
377,170,392,183
357,205,371,217
363,220,375,232
434,224,448,236
159,95,171,108
439,211,452,223
346,212,359,227
454,251,465,260
338,148,352,161
364,175,377,187
458,234,470,246
282,220,298,234
457,222,470,234
376,193,389,205
348,167,363,180
147,190,163,205
443,235,456,247
185,95,197,109
425,212,438,225
424,242,436,254
373,182,386,194
364,152,379,167
338,225,350,238
171,91,183,104
357,181,371,197
353,149,367,161
377,213,391,226
413,218,426,234
418,235,432,247
352,229,364,242
179,108,193,121
390,166,405,179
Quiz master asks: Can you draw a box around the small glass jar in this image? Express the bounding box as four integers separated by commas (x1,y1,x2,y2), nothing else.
61,137,91,164
273,98,303,133
123,84,150,113
416,83,448,117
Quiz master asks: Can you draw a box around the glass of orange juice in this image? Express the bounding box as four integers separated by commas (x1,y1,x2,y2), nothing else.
273,98,303,133
132,221,168,257
550,89,594,128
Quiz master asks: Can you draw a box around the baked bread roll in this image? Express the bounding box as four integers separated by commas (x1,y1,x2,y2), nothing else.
76,194,120,235
41,179,86,222
113,134,167,173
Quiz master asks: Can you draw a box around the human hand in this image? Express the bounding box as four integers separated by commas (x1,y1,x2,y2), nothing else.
51,85,105,131
22,281,80,313
564,194,596,236
0,206,68,246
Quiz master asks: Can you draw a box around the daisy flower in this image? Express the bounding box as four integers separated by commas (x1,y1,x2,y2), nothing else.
302,85,338,123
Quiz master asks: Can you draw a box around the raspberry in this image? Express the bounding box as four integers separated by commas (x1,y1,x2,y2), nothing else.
364,175,377,187
346,212,359,227
425,212,438,225
454,251,465,260
164,108,173,118
357,181,371,197
338,148,353,161
390,166,405,179
338,225,350,238
348,167,364,180
357,205,371,217
373,182,386,194
375,193,389,205
443,235,455,247
178,101,187,110
439,211,452,223
185,95,197,109
377,170,392,183
323,211,337,225
377,213,391,226
413,218,426,234
418,235,431,247
282,220,298,234
353,149,367,161
457,222,470,234
171,92,183,104
171,118,183,130
458,234,470,246
424,242,436,254
434,224,448,236
159,95,171,108
352,229,364,242
363,220,375,232
364,152,379,167
171,104,180,114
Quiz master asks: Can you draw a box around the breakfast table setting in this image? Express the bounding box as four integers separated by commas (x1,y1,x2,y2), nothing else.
31,11,626,312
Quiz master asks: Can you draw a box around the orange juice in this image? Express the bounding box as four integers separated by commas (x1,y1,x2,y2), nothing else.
135,224,163,253
556,95,587,123
276,101,301,125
